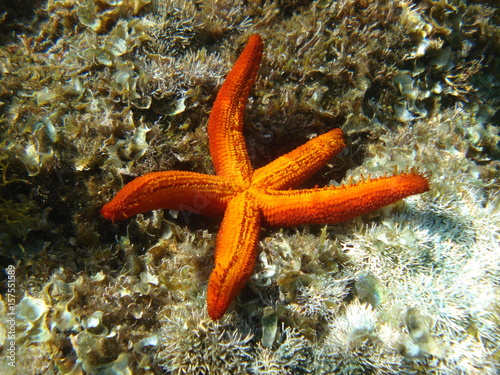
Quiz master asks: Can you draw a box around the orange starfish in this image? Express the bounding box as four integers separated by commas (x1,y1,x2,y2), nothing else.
101,34,430,320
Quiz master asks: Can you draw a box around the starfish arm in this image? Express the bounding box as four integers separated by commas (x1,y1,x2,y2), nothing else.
256,172,430,227
100,171,238,222
208,34,263,186
252,128,346,189
207,191,261,320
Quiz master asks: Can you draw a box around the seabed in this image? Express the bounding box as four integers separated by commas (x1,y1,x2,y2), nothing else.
0,1,499,374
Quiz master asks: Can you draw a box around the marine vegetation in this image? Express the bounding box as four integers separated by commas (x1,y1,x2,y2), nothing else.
0,0,499,374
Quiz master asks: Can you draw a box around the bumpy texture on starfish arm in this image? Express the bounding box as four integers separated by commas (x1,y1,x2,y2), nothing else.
207,34,263,186
207,191,261,320
252,128,346,189
257,172,430,227
100,171,238,222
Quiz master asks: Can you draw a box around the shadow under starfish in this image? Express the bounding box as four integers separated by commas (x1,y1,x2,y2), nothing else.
100,34,430,320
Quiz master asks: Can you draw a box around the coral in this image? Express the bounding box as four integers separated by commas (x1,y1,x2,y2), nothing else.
332,108,500,373
290,276,349,319
251,326,311,374
157,307,253,375
315,300,418,374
